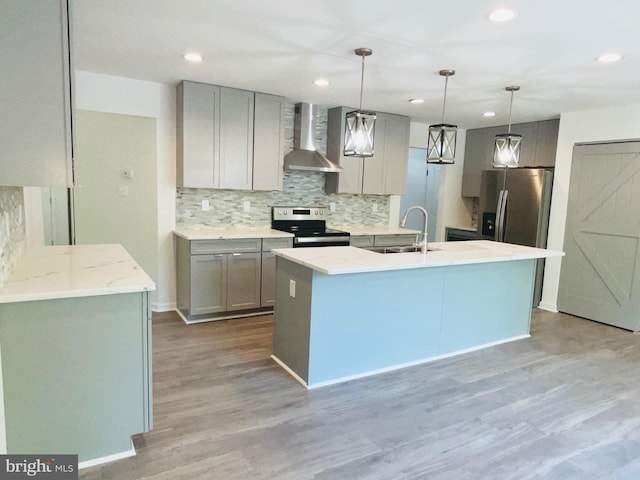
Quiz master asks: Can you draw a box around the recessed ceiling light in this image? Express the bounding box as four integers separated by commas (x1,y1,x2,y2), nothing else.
597,52,622,63
183,52,203,63
409,98,425,104
482,111,496,117
488,8,518,22
313,78,330,87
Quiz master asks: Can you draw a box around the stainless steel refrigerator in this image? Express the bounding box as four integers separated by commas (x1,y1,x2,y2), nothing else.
477,168,554,306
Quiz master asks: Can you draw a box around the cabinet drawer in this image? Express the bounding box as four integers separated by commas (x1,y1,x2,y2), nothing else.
350,235,374,247
262,237,293,251
373,234,418,247
191,238,261,254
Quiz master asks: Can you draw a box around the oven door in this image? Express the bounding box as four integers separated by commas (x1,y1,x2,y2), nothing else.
293,236,350,248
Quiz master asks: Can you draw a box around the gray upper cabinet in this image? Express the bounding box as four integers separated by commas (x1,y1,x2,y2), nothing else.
177,81,285,191
325,107,410,195
1,0,73,187
219,87,254,190
253,93,285,191
461,119,559,197
177,81,220,188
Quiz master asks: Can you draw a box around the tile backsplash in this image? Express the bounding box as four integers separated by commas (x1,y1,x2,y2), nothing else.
176,102,391,227
0,187,26,288
176,171,389,226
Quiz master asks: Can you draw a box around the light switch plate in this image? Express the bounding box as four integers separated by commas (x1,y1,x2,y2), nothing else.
201,200,210,211
118,185,129,197
372,203,378,213
243,201,251,212
329,202,336,213
289,279,296,298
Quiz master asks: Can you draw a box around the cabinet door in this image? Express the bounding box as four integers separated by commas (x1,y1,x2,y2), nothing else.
1,0,73,186
177,81,219,188
190,254,227,315
510,121,539,167
253,93,285,191
325,107,363,194
219,87,254,190
260,252,276,307
534,119,559,167
382,113,410,194
362,114,387,194
462,127,500,197
227,252,261,311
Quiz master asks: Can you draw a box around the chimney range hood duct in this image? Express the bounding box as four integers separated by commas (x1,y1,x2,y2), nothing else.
284,103,343,173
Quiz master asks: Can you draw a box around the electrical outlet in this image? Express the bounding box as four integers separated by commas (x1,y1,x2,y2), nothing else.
243,200,251,212
289,279,296,298
118,185,129,197
329,202,336,213
372,203,378,213
201,199,210,211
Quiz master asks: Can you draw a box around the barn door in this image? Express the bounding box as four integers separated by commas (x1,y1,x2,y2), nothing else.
558,142,640,331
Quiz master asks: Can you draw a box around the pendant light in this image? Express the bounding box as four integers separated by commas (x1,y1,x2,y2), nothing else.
493,86,522,168
344,48,376,157
427,69,457,164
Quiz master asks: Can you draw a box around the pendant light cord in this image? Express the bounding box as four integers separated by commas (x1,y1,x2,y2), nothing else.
359,54,365,111
507,90,514,134
441,75,449,124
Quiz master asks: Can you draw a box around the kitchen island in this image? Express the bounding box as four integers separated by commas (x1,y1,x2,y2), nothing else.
271,241,563,388
0,244,154,467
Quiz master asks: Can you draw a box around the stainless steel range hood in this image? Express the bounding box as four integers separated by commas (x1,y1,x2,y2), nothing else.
284,103,343,173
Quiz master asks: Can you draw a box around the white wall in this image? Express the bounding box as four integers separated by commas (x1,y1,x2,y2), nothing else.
540,103,640,312
75,71,176,311
408,122,473,241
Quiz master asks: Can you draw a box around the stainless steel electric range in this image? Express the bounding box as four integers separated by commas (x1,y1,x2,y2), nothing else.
271,206,350,247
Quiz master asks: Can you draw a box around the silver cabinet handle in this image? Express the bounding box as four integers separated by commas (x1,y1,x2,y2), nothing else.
232,253,242,256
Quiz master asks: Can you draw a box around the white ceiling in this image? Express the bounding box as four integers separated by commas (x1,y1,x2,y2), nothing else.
73,0,640,129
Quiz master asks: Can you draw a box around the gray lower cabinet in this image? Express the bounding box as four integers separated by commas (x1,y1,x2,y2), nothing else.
190,253,227,314
1,0,73,186
227,252,262,310
177,236,292,321
462,119,559,197
261,252,277,307
260,237,294,307
0,292,152,463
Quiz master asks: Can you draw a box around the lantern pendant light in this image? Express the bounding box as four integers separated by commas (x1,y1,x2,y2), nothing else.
427,69,457,164
344,48,376,157
493,86,522,168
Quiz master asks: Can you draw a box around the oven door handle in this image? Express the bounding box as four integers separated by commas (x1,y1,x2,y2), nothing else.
295,236,351,244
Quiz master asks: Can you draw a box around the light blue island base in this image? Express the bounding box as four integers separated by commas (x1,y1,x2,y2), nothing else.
272,257,536,388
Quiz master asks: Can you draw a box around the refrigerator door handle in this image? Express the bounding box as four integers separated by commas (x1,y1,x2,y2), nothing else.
498,189,509,242
495,190,504,241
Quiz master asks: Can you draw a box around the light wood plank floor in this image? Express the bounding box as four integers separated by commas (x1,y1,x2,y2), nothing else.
80,309,640,479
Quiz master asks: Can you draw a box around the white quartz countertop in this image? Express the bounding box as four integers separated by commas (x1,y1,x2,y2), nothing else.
273,240,564,275
331,225,421,236
174,226,294,240
0,244,156,304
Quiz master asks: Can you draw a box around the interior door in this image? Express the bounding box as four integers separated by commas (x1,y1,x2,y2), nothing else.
558,142,640,331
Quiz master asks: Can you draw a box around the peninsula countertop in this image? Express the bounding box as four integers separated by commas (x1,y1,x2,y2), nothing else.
0,244,155,304
272,240,564,275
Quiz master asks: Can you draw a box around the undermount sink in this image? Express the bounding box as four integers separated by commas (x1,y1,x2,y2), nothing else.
366,246,439,254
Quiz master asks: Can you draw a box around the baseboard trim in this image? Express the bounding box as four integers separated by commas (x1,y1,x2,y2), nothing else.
177,309,272,325
274,334,531,390
78,440,136,470
270,355,308,388
151,302,176,313
537,301,558,312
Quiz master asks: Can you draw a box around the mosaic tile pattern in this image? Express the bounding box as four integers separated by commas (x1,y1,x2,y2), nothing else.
0,187,26,288
177,171,389,227
177,101,390,228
